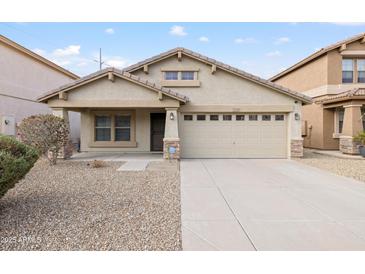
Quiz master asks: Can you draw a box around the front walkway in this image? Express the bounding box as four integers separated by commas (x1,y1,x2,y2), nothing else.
70,152,163,161
181,159,365,251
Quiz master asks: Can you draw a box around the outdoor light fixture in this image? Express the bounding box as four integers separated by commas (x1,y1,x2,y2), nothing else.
295,113,300,120
4,119,10,125
170,112,175,120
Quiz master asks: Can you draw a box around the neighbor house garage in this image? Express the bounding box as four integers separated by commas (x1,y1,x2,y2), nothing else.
37,48,312,159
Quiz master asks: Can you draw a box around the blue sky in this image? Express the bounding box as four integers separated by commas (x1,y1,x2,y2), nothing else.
0,22,364,78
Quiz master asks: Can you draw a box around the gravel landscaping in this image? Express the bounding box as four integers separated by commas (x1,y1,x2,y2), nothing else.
295,150,365,183
0,159,181,251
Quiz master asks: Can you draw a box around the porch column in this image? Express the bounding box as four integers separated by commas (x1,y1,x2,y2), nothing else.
52,108,73,159
163,107,180,159
288,102,304,158
339,103,363,154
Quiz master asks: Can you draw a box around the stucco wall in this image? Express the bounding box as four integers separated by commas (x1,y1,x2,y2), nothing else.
0,42,80,142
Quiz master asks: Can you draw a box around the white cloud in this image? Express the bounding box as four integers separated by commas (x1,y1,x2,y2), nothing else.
234,37,257,44
53,45,81,57
33,48,46,56
105,28,115,34
104,56,130,69
274,37,291,45
199,36,209,42
169,25,187,36
266,50,282,57
53,60,71,66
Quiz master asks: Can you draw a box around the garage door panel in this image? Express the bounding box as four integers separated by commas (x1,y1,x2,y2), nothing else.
180,113,287,158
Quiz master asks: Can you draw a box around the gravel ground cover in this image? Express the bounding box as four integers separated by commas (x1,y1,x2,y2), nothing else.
295,150,365,183
0,159,181,251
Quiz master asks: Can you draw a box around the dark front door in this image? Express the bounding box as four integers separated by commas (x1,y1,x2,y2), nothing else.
150,113,166,151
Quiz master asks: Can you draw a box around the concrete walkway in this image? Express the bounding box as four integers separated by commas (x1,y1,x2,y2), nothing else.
181,159,365,251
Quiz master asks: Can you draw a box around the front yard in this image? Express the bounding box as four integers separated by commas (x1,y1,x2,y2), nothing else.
0,159,181,251
295,150,365,183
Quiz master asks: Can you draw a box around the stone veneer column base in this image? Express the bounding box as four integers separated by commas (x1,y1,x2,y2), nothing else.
290,139,304,158
340,136,360,155
163,138,180,159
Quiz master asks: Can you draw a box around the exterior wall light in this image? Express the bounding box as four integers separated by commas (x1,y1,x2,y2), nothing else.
295,113,300,121
170,112,175,120
4,119,10,125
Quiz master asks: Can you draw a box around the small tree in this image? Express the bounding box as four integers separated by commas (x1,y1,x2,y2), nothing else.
18,114,70,165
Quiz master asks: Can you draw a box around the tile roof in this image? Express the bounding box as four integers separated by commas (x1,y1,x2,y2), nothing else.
270,32,365,81
123,47,312,104
318,88,365,104
37,67,189,103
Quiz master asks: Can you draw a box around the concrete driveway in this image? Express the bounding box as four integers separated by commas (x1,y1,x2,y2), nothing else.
181,159,365,251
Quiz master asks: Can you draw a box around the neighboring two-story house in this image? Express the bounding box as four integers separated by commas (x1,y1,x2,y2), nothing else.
38,47,311,159
0,35,80,144
271,33,365,154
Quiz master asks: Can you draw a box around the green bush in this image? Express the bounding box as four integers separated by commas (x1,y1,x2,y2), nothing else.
0,135,39,198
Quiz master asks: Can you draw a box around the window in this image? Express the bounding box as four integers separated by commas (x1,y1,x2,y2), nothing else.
223,115,232,121
275,114,285,121
95,115,112,141
357,59,365,83
197,115,206,121
164,71,178,80
236,115,245,121
337,108,345,134
262,115,271,121
249,114,258,121
210,115,219,121
115,115,131,141
184,115,193,121
342,59,354,83
181,71,194,80
362,107,365,130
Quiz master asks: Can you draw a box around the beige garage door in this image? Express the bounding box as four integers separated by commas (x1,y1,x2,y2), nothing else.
180,113,288,158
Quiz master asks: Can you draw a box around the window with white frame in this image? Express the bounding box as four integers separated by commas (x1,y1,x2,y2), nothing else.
335,108,345,134
342,59,354,83
361,107,365,130
164,71,178,80
95,115,112,141
357,59,365,83
181,71,194,80
114,115,131,141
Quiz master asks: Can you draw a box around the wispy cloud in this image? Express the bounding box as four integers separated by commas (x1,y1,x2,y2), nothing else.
53,45,81,57
266,50,282,57
234,37,257,44
169,25,187,36
105,28,115,34
104,56,129,68
274,37,291,45
199,36,209,42
330,22,365,26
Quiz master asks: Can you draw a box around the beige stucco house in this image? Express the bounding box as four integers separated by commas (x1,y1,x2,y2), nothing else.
0,34,80,144
271,33,365,154
38,48,311,159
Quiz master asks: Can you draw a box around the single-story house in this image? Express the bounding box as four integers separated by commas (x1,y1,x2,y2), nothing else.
37,48,312,159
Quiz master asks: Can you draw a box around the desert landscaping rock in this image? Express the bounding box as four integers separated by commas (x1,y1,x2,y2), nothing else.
0,159,181,251
296,150,365,183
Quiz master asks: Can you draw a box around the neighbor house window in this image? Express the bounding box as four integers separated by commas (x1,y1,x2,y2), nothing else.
197,115,206,121
249,114,258,121
336,108,345,134
95,115,111,141
184,115,193,121
342,59,354,83
362,107,365,130
262,115,271,121
210,115,219,121
357,59,365,83
115,115,131,141
181,71,194,80
275,114,285,121
223,115,232,121
164,71,178,80
236,115,245,121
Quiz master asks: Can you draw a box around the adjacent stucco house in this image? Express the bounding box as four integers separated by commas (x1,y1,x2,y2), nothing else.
271,33,365,154
0,34,80,144
38,48,311,159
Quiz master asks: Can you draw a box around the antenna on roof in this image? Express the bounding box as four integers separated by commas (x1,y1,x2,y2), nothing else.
94,48,105,70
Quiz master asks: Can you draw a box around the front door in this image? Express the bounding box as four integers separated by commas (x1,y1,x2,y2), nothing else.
150,113,166,151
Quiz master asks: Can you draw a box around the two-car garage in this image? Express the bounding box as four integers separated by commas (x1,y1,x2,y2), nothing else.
179,113,288,158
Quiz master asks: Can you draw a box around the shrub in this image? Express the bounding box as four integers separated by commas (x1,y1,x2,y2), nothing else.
89,160,107,168
354,131,365,145
0,135,39,198
18,114,69,165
